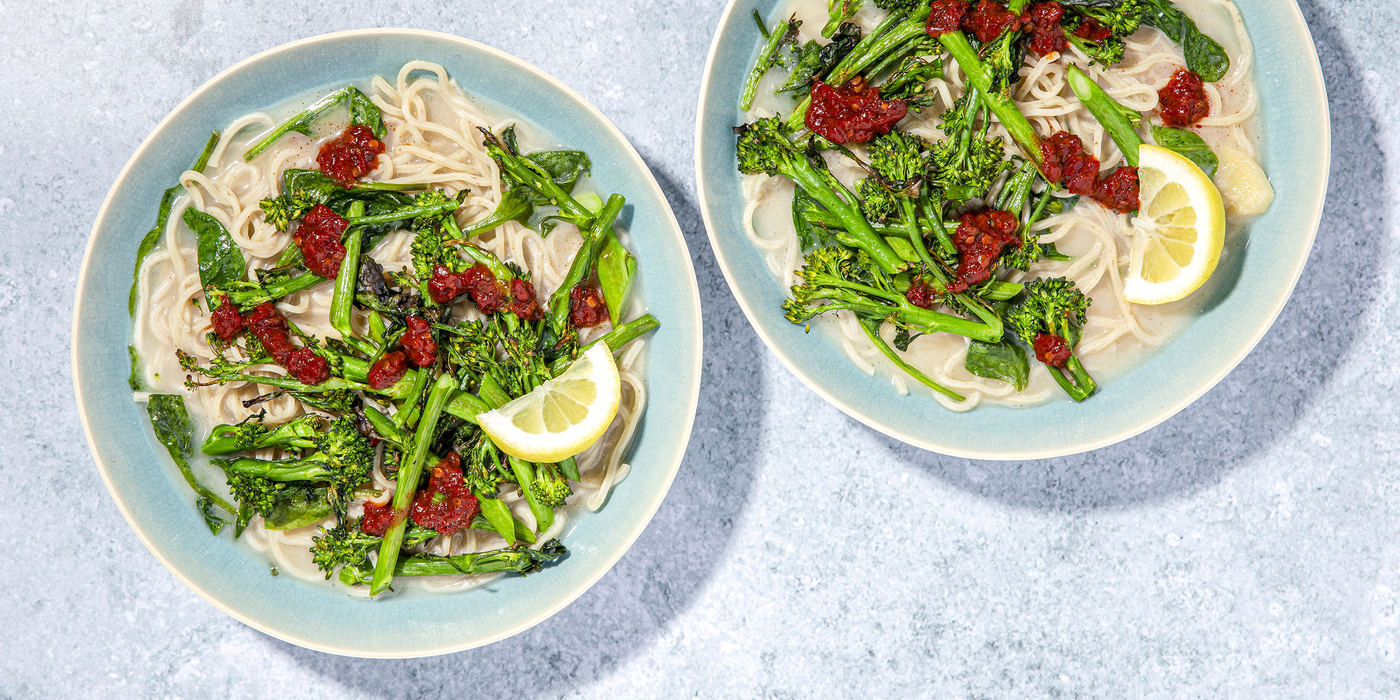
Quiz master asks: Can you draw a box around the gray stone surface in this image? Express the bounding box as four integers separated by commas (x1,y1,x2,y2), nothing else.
1,0,1396,696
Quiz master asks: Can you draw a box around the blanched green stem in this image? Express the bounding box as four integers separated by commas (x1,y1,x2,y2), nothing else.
371,374,456,596
509,457,553,534
480,128,594,224
857,319,965,401
243,87,379,160
228,272,323,311
743,18,792,111
346,543,563,582
442,389,489,425
1065,65,1144,167
362,405,412,451
347,200,458,227
193,131,220,173
476,497,517,547
330,228,363,339
217,456,333,482
786,6,932,130
548,194,625,334
546,313,660,377
898,198,938,272
938,31,1043,163
393,370,432,430
781,155,905,274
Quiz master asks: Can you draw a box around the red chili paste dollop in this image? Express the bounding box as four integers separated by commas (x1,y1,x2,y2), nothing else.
360,500,394,537
569,284,609,328
905,278,936,309
507,278,543,321
1073,18,1113,41
410,452,480,535
1092,166,1140,214
367,350,410,390
1025,2,1068,55
949,209,1021,293
1158,68,1210,127
401,316,438,368
316,125,385,187
428,264,541,319
243,302,329,384
245,302,295,364
1040,131,1100,195
294,204,348,278
1033,333,1072,367
286,347,330,385
805,77,907,145
963,0,1026,42
926,0,971,37
210,299,244,340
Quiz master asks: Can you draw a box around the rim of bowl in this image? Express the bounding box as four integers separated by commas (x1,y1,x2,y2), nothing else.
693,0,1330,460
73,27,703,657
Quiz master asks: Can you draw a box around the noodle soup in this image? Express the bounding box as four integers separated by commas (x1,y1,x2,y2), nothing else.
738,0,1267,410
132,62,651,594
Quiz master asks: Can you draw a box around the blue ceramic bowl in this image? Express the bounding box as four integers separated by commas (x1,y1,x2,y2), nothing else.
695,0,1328,459
73,29,702,657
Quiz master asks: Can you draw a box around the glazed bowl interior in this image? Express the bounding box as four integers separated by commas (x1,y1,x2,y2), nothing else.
74,29,702,658
694,0,1328,459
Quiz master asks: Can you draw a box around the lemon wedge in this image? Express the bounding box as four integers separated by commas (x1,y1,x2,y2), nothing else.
1123,144,1227,305
477,343,621,463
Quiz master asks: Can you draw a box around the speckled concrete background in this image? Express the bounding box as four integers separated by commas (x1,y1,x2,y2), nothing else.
2,0,1396,696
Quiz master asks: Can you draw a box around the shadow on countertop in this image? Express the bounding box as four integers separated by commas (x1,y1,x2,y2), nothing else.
260,152,768,694
870,0,1387,512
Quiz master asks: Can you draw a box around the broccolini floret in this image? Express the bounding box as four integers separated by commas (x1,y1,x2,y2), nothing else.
1006,277,1097,401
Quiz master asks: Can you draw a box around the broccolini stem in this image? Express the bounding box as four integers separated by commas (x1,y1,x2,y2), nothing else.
548,194,625,335
243,86,383,161
329,228,364,341
476,496,517,547
228,272,323,312
345,200,458,228
785,6,932,130
856,318,965,401
216,456,333,482
742,17,793,111
362,405,412,451
509,457,554,534
343,541,565,584
480,128,594,225
370,373,457,596
938,31,1043,164
1065,65,1144,166
782,154,906,274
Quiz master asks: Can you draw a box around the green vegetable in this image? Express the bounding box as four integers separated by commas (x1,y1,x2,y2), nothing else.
130,130,221,315
1065,65,1145,166
964,337,1030,391
1139,0,1230,81
243,86,386,161
146,394,236,533
823,0,863,38
784,246,1003,343
1151,125,1219,177
370,374,457,595
778,24,862,96
548,194,625,336
737,117,905,274
1060,0,1230,81
742,17,800,110
339,540,568,585
856,317,964,400
184,208,246,294
596,229,637,325
1006,277,1097,401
